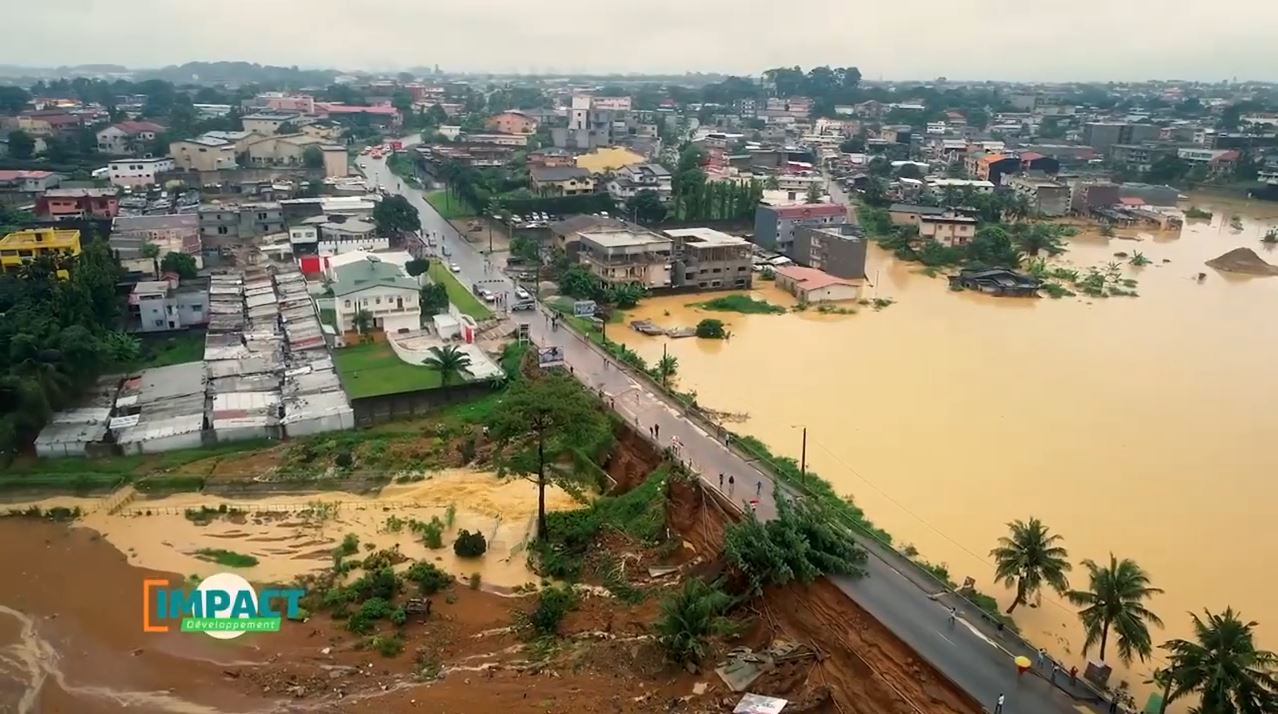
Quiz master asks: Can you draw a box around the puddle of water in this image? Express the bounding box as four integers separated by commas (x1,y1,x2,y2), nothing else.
4,468,581,589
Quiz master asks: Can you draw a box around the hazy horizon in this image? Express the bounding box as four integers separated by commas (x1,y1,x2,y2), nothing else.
5,0,1277,83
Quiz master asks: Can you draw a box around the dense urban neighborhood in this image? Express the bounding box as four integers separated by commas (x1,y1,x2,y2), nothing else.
2,54,1278,714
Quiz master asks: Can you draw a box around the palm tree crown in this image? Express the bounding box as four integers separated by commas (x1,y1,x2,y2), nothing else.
1162,608,1278,714
1066,553,1163,664
990,517,1071,614
422,344,473,386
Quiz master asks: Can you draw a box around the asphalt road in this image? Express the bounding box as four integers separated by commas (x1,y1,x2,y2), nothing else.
360,143,1106,714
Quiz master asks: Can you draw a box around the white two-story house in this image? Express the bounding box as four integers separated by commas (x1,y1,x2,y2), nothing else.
331,256,421,335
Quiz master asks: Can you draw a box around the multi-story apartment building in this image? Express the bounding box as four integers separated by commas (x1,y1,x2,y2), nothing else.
35,188,119,221
791,224,867,279
576,228,673,290
665,228,753,290
318,219,387,255
753,203,848,254
130,277,210,332
1083,122,1159,154
108,157,175,187
0,228,81,275
169,136,239,171
95,121,166,155
111,214,202,274
608,163,673,205
198,202,285,247
1007,176,1070,217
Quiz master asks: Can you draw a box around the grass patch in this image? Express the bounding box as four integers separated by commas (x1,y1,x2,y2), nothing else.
133,332,206,369
425,190,476,219
427,262,493,320
195,548,259,568
690,294,785,315
334,342,444,399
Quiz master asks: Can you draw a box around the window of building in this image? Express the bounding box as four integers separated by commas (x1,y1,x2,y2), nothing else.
154,319,164,327
344,300,351,308
217,226,228,234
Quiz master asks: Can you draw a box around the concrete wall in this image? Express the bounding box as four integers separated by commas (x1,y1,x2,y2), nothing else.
350,382,494,427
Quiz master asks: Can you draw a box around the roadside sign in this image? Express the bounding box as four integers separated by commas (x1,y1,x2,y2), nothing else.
573,300,597,317
537,346,565,368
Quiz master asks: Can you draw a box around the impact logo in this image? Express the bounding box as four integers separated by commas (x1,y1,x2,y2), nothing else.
143,572,304,639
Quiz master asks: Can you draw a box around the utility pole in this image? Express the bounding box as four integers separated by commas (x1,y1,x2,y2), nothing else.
662,343,668,388
800,427,807,482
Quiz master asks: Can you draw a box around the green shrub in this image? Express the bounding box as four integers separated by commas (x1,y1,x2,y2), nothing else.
405,561,454,595
415,516,445,549
390,607,407,626
370,634,404,657
527,585,577,637
348,597,393,634
695,318,726,339
335,533,360,558
655,578,736,665
349,567,400,601
453,529,487,558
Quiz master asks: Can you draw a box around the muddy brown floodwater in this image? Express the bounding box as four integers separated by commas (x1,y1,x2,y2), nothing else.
613,197,1278,703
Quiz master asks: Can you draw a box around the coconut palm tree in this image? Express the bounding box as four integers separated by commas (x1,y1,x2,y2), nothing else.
1162,608,1278,714
1012,225,1067,257
1066,553,1164,664
989,517,1071,614
1144,666,1174,714
422,344,473,386
656,353,679,382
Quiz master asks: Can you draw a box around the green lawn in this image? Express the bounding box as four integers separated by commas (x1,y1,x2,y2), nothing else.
427,263,493,320
135,332,206,368
334,342,443,399
425,190,476,219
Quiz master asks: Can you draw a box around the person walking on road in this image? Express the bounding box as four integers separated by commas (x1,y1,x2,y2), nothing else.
756,480,762,497
1036,647,1046,669
653,423,660,440
727,475,735,494
993,693,1005,713
719,473,724,489
947,607,957,626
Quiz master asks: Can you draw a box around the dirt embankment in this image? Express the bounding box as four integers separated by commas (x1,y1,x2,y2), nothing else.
656,470,983,714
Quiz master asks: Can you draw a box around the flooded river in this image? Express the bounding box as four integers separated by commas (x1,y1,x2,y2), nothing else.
613,196,1278,693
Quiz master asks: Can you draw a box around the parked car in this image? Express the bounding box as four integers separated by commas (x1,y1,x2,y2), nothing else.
514,287,531,300
480,289,496,303
450,263,461,273
511,299,536,312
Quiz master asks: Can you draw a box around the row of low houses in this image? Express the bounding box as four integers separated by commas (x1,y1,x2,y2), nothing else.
33,265,354,458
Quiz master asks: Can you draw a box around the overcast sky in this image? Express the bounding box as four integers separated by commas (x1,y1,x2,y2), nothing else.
9,0,1276,82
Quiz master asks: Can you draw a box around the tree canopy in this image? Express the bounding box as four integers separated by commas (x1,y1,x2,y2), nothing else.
373,194,421,236
487,373,613,540
160,252,198,279
0,241,125,455
990,517,1071,613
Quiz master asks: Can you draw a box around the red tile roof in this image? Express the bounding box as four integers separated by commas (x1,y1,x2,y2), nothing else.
775,265,859,290
978,153,1006,165
1018,151,1045,162
0,170,56,180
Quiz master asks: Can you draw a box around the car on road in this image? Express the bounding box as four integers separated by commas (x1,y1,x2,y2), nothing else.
480,289,496,303
450,263,461,273
511,299,536,312
514,287,531,300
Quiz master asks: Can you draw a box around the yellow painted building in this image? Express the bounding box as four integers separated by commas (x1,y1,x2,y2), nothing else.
0,228,82,275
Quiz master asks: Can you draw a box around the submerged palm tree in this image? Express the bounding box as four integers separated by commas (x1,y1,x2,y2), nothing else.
1066,553,1163,664
422,344,473,386
1162,608,1278,714
990,517,1071,614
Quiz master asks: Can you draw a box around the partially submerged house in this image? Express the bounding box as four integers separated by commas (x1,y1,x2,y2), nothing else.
948,268,1042,296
